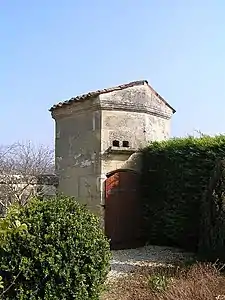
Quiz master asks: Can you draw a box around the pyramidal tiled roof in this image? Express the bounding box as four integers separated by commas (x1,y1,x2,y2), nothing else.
49,80,175,113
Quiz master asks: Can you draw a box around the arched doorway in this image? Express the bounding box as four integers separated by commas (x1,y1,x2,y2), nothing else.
104,169,142,249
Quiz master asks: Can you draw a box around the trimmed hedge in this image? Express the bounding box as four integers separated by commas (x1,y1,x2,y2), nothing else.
0,196,110,300
198,159,225,261
141,135,225,252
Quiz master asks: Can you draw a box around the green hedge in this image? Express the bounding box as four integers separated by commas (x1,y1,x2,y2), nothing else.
141,135,225,251
198,159,225,261
0,196,110,300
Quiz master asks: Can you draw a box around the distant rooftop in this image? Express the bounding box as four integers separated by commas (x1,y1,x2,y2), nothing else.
49,79,176,113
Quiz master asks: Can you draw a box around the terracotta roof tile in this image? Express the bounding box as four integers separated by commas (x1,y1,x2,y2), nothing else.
49,80,175,113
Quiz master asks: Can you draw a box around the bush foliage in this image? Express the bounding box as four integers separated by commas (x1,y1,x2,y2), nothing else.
0,196,110,300
141,135,225,252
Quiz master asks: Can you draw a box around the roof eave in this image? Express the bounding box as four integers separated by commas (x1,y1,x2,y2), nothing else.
49,79,176,114
145,81,176,114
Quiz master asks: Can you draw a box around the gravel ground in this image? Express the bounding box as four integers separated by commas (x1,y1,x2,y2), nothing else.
107,245,194,281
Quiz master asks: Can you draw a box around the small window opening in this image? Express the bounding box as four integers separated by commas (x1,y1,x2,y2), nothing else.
123,141,129,147
112,140,120,147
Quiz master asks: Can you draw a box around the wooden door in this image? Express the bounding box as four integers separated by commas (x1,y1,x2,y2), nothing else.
105,170,142,249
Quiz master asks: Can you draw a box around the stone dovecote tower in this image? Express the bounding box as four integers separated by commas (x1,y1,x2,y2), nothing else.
50,80,175,215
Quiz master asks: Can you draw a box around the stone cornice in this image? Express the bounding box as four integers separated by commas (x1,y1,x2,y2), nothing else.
99,101,172,119
51,98,100,120
51,98,172,120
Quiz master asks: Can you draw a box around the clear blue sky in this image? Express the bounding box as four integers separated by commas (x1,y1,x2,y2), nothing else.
1,1,225,147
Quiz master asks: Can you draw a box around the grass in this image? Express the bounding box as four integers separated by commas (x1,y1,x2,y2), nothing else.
101,261,225,300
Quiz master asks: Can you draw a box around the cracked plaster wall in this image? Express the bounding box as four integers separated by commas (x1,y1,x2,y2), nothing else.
54,106,102,214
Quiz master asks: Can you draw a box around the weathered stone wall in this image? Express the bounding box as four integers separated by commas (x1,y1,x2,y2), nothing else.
102,152,132,174
53,100,102,214
51,82,174,216
100,84,173,176
0,174,58,215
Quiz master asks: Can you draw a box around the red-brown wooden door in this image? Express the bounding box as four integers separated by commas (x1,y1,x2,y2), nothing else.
105,170,142,249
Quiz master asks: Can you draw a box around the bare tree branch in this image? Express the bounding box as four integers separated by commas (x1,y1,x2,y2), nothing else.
0,141,55,214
